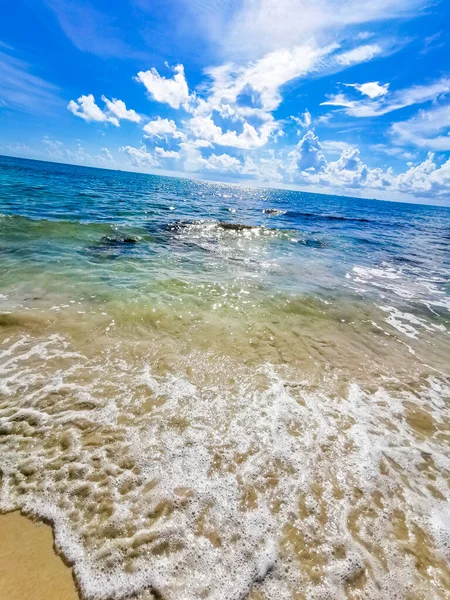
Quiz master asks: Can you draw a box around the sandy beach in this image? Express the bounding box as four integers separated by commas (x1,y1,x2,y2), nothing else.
0,512,78,600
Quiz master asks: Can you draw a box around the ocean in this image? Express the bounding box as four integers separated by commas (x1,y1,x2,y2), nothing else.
0,154,449,599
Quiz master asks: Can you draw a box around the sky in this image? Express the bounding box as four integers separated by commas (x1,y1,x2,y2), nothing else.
1,0,450,204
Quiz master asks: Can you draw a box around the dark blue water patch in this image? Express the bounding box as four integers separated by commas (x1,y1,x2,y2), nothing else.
286,210,372,224
349,236,382,247
388,255,425,268
78,192,104,198
86,235,152,261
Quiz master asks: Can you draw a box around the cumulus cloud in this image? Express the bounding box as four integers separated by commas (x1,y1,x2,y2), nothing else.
42,136,65,157
66,14,407,154
136,64,190,109
188,115,276,149
204,153,243,173
101,96,141,123
154,147,180,158
118,122,450,199
394,153,450,194
288,131,326,172
143,117,184,139
68,94,119,125
68,94,140,126
284,130,450,198
120,145,159,167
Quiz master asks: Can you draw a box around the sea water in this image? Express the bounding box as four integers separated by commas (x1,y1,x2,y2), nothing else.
0,155,449,599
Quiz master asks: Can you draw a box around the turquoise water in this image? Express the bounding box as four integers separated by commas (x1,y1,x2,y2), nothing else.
1,155,450,600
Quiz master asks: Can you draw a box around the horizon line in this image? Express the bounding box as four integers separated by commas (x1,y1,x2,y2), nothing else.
1,153,448,209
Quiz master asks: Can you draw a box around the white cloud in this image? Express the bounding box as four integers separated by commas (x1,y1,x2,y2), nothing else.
204,43,334,113
99,147,115,163
0,47,61,113
68,94,119,125
179,41,358,150
64,1,419,154
284,129,450,198
42,136,65,157
143,117,184,139
68,94,142,126
47,0,137,59
391,103,450,150
220,0,423,60
204,153,243,173
288,131,327,172
314,147,376,188
334,44,382,66
180,139,213,150
322,78,450,117
136,64,190,109
344,81,389,98
42,137,116,168
243,150,285,181
188,115,276,149
54,0,448,202
120,145,159,167
154,147,180,158
0,141,34,156
395,153,450,194
115,124,450,200
178,139,214,172
183,40,389,152
321,140,354,154
178,145,283,179
101,96,141,123
290,110,312,132
370,144,416,160
321,93,356,108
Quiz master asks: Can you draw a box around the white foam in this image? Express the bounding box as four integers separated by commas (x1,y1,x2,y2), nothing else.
1,334,450,599
379,305,447,340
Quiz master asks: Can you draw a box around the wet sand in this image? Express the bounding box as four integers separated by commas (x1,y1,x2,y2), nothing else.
0,512,79,600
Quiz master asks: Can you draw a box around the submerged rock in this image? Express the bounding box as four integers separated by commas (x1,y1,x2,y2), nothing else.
217,222,255,231
263,208,284,215
87,234,141,260
99,235,139,245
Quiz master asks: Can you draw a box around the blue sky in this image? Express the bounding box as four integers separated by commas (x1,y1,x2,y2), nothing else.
1,0,450,204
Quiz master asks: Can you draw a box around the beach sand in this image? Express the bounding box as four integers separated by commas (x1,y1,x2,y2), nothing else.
0,512,79,600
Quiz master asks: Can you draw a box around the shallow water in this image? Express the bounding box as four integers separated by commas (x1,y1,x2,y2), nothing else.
0,155,450,599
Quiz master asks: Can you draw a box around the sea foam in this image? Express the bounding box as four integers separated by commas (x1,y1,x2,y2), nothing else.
1,331,450,599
